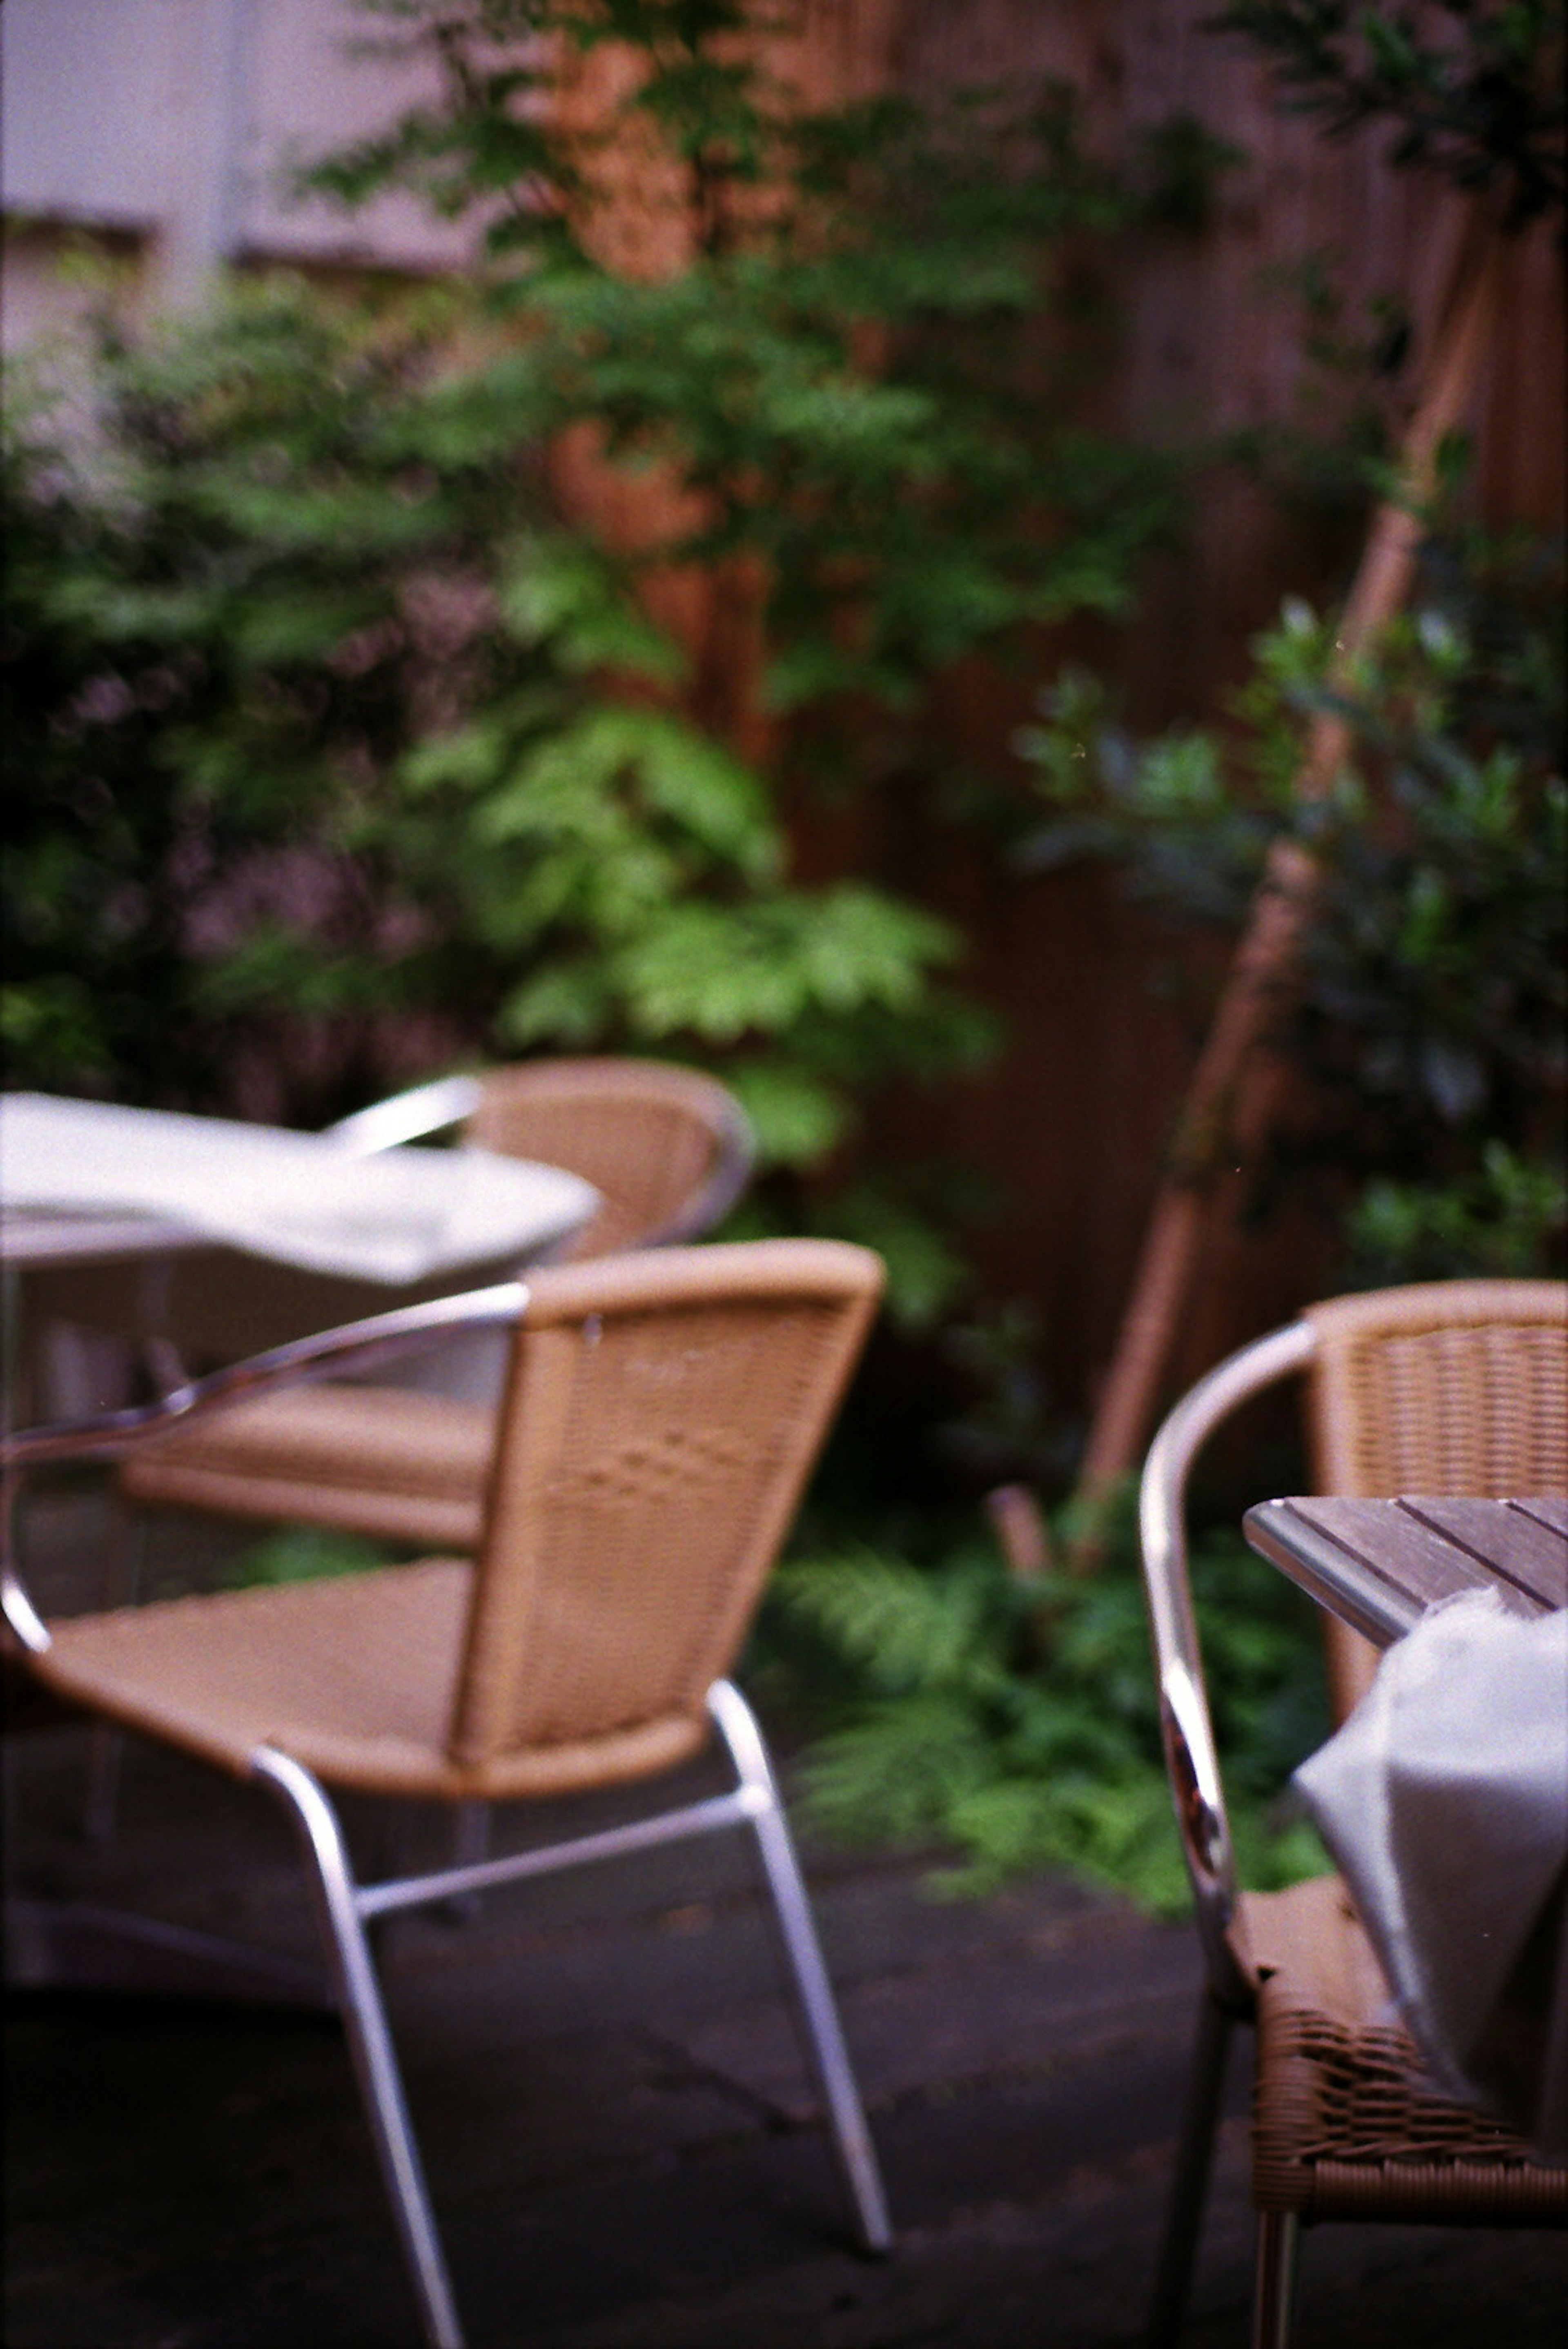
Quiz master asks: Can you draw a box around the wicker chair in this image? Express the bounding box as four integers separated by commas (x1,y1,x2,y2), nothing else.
4,1240,891,2349
327,1056,755,1262
114,1057,754,1550
1139,1278,1568,2349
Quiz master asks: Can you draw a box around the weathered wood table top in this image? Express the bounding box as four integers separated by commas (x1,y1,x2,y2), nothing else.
1242,1495,1568,1650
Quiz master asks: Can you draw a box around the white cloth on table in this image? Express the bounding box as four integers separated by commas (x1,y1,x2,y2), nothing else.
0,1094,598,1284
1294,1589,1568,2158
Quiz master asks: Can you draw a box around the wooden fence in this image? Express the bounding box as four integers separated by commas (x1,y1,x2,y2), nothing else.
771,0,1566,1415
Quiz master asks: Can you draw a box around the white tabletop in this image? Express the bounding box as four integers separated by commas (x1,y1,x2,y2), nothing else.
0,1094,599,1284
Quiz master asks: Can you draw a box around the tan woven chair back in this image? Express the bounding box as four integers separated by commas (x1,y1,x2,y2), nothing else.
448,1240,882,1772
464,1060,751,1260
1304,1279,1567,1719
1305,1279,1568,1497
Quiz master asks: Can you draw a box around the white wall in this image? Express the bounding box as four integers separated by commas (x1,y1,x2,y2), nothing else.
2,0,477,342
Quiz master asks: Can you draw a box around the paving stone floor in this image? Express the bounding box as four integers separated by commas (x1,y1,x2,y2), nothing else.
6,1495,1565,2347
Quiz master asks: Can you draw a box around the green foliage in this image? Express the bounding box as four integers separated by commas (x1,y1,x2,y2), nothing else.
305,2,1184,779
2,287,977,1312
3,285,566,1118
768,1511,1328,1908
5,2,1200,1323
1014,540,1567,1281
1209,1,1566,221
1344,1142,1568,1285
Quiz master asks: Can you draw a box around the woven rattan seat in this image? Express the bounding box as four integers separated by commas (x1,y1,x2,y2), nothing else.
4,1240,892,2349
35,1560,708,1799
117,1058,753,1548
1241,1877,1561,2224
1139,1279,1568,2349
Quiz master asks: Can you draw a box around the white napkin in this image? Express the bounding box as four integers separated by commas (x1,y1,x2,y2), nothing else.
1,1093,598,1283
1294,1590,1568,2157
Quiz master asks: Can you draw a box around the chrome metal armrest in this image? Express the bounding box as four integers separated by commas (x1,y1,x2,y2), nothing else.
325,1075,484,1158
1,1280,527,1656
0,1282,527,1479
1138,1317,1315,1993
654,1098,755,1245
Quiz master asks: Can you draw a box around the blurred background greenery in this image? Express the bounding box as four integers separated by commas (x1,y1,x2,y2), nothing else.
4,0,1562,1905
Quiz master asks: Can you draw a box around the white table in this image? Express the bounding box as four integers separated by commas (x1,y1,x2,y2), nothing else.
0,1092,597,1282
3,1093,600,2006
2,1093,599,1415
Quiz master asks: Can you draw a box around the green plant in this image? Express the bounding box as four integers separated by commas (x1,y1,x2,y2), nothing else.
313,4,1221,1309
313,4,1185,752
767,1506,1328,1910
5,4,1205,1320
1014,540,1567,1283
1,285,988,1310
1343,1143,1568,1285
1209,2,1566,223
225,1525,396,1588
4,285,588,1120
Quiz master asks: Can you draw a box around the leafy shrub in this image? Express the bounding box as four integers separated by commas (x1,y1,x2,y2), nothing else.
312,3,1186,744
1013,541,1567,1283
3,3,1201,1320
1343,1143,1568,1286
1,285,987,1310
1209,1,1566,224
767,1507,1328,1910
225,1525,397,1588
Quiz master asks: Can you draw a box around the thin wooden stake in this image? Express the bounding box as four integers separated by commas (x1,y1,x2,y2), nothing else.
1069,207,1506,1556
986,1483,1053,1580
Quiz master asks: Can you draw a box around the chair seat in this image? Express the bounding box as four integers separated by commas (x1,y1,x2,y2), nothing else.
32,1560,708,1801
119,1386,493,1550
1237,1876,1566,2225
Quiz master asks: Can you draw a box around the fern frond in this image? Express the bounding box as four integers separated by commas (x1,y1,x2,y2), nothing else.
795,1692,993,1844
773,1549,996,1694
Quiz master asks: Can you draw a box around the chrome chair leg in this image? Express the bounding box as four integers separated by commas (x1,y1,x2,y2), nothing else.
707,1680,893,2256
253,1747,466,2349
1251,2209,1300,2349
1146,1985,1238,2347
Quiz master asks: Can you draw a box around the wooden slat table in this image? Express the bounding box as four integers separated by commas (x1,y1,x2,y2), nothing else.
1276,1497,1568,2163
1242,1495,1568,1648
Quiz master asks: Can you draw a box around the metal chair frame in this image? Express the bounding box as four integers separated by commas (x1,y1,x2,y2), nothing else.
84,1057,754,1840
1140,1318,1313,2349
4,1270,891,2349
1140,1282,1568,2349
252,1678,888,2349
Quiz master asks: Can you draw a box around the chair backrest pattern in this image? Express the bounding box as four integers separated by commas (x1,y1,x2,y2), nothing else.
464,1060,753,1260
1305,1279,1568,1717
1305,1279,1568,1498
447,1241,882,1770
